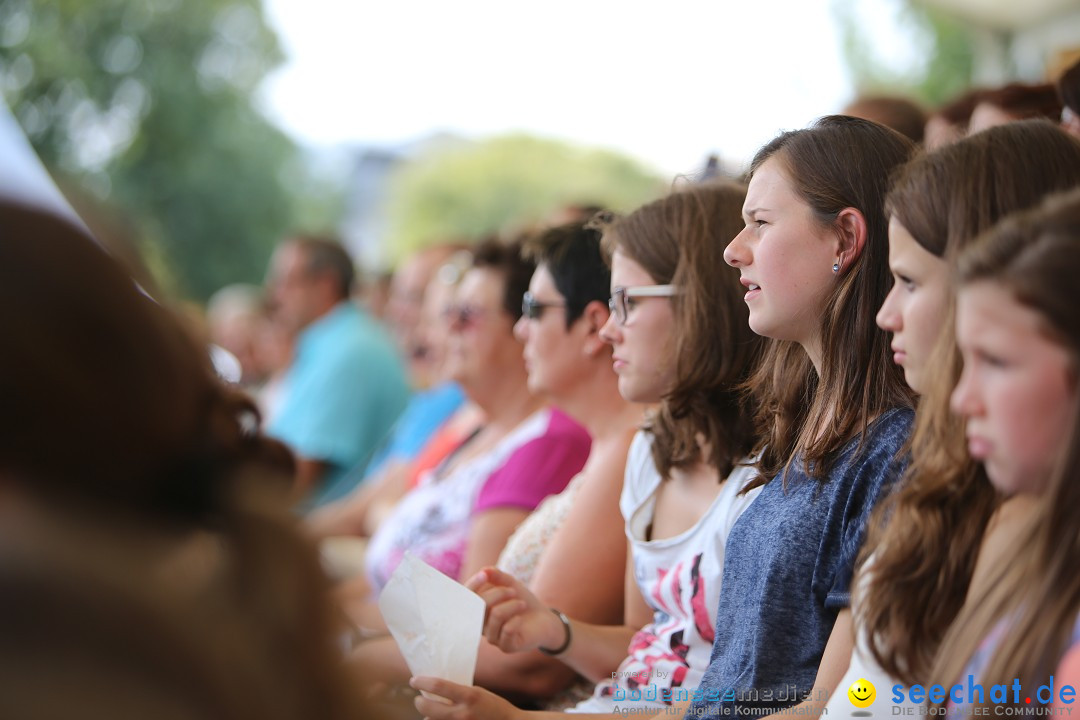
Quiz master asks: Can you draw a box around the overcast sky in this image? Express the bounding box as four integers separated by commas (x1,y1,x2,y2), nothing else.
258,0,914,176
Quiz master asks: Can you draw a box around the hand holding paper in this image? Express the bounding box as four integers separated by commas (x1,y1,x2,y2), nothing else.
466,566,562,654
410,675,524,720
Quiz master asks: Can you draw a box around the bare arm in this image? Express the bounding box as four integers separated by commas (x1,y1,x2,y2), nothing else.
471,450,630,696
339,508,576,696
459,508,530,581
351,629,579,700
623,541,653,629
335,578,387,636
469,559,645,684
529,448,628,623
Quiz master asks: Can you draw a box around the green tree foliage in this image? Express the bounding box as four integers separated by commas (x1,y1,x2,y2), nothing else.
384,134,666,262
0,0,326,300
834,0,976,108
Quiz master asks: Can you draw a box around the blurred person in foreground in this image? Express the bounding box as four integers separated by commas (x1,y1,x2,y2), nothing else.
0,200,364,720
265,235,410,509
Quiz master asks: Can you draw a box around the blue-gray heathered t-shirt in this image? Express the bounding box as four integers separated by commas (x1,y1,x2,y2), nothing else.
686,407,913,718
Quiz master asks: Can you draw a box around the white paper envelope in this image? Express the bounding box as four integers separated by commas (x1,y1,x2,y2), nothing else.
378,552,485,688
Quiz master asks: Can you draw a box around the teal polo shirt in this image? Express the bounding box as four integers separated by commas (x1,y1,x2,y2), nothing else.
267,302,410,508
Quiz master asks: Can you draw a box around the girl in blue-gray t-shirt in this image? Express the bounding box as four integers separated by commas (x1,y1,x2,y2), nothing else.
688,116,917,719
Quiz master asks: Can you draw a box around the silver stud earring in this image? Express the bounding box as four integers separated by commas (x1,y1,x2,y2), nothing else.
832,261,840,273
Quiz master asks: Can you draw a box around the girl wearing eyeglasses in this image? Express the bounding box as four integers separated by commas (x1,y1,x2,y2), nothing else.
409,180,767,719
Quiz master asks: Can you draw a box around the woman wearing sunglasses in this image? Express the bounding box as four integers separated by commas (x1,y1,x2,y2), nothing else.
344,238,592,635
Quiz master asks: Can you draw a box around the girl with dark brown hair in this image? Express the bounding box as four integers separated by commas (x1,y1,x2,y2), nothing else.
0,201,364,720
406,181,765,720
928,187,1080,710
827,121,1080,712
687,115,916,719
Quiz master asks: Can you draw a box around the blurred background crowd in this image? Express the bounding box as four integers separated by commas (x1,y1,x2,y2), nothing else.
4,0,1077,509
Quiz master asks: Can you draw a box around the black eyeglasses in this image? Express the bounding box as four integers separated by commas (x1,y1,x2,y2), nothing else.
608,285,678,325
522,292,566,320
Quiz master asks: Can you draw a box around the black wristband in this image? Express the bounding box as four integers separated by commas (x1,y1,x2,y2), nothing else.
538,608,572,656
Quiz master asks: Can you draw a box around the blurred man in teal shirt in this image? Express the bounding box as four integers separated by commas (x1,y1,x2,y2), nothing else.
265,236,409,508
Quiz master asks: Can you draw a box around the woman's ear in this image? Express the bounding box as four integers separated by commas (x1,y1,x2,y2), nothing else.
581,300,612,357
834,207,868,273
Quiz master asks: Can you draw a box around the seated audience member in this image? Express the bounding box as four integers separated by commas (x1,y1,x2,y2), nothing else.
842,94,927,143
408,181,767,718
675,117,914,719
818,120,1080,718
1058,57,1080,138
385,245,464,366
264,235,410,508
967,82,1063,135
307,249,477,541
353,219,645,701
930,188,1080,711
0,200,364,720
252,302,295,426
206,283,266,388
363,247,471,473
342,238,591,633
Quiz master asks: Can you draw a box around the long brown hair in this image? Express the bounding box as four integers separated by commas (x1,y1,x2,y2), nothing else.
600,181,762,480
861,122,1080,684
0,201,363,720
743,115,916,488
931,187,1080,700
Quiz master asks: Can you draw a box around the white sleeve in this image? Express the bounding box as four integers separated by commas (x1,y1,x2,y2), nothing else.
619,430,662,536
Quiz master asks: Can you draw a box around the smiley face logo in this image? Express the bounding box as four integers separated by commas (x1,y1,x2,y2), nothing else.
847,678,876,708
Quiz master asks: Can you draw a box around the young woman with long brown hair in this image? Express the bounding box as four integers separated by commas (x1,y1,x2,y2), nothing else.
928,188,1080,709
689,115,916,719
818,122,1080,717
